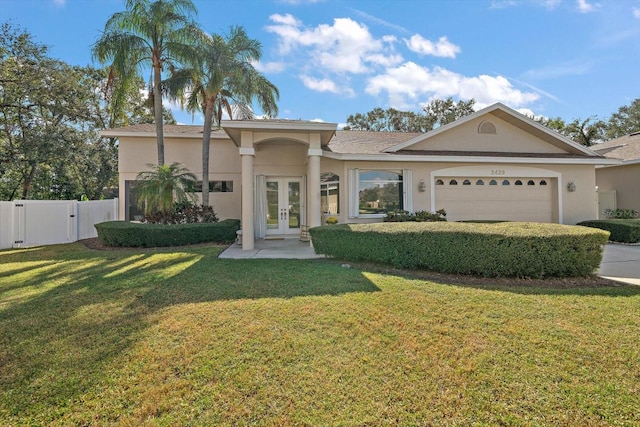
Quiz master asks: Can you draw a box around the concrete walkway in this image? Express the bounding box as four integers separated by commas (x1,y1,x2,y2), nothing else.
218,238,323,259
219,239,640,286
598,243,640,286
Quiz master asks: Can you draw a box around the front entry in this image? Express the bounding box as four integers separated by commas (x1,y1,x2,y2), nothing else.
266,177,303,235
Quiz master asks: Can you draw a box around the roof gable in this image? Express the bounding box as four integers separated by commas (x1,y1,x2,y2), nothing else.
385,103,600,157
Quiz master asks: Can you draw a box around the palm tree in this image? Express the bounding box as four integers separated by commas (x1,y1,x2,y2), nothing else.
165,26,279,206
92,0,202,165
136,162,196,221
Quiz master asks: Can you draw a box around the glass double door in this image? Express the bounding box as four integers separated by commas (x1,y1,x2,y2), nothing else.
266,178,302,235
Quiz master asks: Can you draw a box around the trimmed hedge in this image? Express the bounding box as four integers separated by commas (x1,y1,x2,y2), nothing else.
577,219,640,244
95,219,241,248
309,222,610,278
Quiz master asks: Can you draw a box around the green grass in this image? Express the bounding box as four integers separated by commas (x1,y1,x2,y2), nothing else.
1,243,639,426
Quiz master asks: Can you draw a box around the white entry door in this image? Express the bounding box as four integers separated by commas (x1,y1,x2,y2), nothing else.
266,178,303,235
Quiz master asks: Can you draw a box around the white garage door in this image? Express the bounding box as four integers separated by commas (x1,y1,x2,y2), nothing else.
435,177,554,222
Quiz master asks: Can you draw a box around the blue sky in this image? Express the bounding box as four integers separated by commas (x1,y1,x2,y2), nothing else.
2,0,639,127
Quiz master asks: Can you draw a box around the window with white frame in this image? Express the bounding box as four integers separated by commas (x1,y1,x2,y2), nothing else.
358,170,403,215
320,172,339,214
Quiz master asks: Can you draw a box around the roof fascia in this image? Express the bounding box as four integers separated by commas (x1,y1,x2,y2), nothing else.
222,120,337,146
383,102,599,157
323,151,622,165
99,130,229,140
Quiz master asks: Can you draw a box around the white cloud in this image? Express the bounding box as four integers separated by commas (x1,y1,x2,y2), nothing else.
365,62,539,110
350,8,411,34
576,0,598,13
300,75,355,97
633,7,640,18
52,0,65,6
490,0,560,10
489,0,518,9
539,0,562,9
252,60,287,73
404,34,461,58
522,60,593,80
277,0,325,4
266,14,402,74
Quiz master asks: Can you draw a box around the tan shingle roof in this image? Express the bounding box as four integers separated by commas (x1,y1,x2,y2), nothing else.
592,132,640,161
103,123,228,137
326,130,422,154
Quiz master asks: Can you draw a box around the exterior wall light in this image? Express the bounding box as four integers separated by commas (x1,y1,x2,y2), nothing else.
418,179,427,192
567,181,576,192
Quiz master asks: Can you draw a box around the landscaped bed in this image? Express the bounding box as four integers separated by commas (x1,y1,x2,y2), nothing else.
1,243,638,425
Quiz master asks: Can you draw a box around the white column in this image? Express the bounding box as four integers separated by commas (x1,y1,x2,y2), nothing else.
240,147,255,250
307,148,322,228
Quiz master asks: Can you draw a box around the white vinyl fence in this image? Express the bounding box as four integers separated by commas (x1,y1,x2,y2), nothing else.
0,199,118,250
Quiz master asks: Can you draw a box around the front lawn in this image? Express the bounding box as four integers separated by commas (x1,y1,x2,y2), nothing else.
1,243,639,425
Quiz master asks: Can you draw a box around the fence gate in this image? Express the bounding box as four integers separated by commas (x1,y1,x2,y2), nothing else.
12,200,78,248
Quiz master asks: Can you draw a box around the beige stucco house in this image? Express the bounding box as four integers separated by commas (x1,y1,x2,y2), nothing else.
593,132,640,218
103,103,620,250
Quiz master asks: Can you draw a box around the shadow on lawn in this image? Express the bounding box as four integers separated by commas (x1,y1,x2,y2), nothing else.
0,244,379,421
345,261,640,297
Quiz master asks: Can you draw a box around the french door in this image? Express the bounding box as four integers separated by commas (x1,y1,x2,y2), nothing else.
266,178,303,235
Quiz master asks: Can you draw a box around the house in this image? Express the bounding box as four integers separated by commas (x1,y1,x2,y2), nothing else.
102,103,620,250
592,132,640,218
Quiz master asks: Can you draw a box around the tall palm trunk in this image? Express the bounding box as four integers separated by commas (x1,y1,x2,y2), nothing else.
201,98,215,206
153,61,165,165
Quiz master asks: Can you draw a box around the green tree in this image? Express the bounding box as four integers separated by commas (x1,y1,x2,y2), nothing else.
135,162,196,221
344,108,430,132
605,98,640,139
92,0,201,165
422,97,476,128
564,117,606,147
0,24,99,199
344,98,475,132
166,26,279,206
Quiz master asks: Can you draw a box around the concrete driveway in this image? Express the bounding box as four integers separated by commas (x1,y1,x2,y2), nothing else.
598,244,640,285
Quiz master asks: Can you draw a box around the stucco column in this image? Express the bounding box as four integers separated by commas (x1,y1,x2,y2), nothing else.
307,148,322,229
240,147,255,250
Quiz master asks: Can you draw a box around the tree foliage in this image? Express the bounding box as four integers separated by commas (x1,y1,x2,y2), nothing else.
92,0,201,165
0,23,170,201
422,97,476,128
605,98,640,139
344,97,475,132
165,25,279,206
135,162,197,222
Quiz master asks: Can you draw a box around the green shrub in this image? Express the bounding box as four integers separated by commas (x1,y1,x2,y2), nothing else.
310,222,609,278
577,219,640,243
384,209,447,222
142,201,219,224
95,219,240,247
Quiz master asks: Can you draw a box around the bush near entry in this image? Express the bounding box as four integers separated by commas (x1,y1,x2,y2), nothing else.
384,209,447,222
577,219,640,244
309,222,609,278
95,219,240,247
